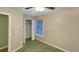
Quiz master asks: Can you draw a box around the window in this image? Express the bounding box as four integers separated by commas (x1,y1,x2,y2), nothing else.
35,20,44,36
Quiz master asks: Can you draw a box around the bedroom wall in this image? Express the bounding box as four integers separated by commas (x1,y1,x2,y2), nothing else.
35,7,79,51
0,7,24,51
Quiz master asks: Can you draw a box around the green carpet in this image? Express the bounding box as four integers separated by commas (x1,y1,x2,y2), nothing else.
17,40,64,52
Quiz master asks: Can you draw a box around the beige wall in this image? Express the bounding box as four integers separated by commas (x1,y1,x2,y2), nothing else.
0,7,24,51
35,8,79,51
24,15,34,20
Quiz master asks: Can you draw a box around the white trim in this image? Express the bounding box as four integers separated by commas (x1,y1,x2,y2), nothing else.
0,12,11,52
32,20,35,40
12,45,23,52
37,39,70,52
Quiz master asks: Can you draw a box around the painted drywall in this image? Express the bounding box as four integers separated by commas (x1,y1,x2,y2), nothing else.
0,7,24,51
26,20,32,38
35,7,79,51
0,14,8,48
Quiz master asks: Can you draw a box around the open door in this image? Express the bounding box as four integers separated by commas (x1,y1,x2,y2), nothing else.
26,20,32,41
0,14,8,52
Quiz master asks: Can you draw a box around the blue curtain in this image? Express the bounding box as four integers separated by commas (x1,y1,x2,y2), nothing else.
36,20,43,36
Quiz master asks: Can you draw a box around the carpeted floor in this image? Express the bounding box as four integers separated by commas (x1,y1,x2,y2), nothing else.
0,47,8,52
17,40,64,52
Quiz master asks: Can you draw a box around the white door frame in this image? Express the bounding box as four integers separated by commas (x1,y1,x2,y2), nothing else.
32,20,35,40
0,12,11,52
23,19,35,44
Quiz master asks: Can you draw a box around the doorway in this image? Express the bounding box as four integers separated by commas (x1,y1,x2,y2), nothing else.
26,20,32,41
0,14,8,52
24,19,35,44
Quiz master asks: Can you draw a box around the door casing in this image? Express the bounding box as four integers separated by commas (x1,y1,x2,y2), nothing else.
0,12,11,52
23,19,35,44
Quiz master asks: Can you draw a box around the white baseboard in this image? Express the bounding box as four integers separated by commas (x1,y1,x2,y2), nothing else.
12,45,23,52
37,39,70,52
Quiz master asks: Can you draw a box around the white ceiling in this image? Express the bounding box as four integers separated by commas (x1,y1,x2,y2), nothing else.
14,7,79,17
14,7,54,16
